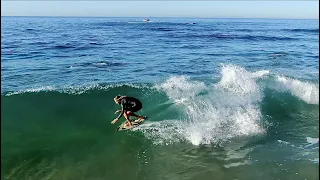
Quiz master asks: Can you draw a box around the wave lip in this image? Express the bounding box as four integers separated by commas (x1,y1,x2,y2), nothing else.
275,76,319,105
5,86,56,96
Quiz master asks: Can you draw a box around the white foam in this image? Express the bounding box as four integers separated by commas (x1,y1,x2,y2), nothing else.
93,62,108,66
310,158,319,163
277,140,295,147
4,83,152,96
251,70,270,78
306,137,319,145
133,120,186,145
218,65,260,95
275,75,319,105
224,160,251,168
5,86,56,96
139,65,265,146
155,76,208,102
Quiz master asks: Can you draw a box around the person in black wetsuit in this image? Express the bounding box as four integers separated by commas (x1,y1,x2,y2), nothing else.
111,95,146,127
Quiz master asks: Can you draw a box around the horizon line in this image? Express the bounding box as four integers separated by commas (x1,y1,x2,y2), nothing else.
1,15,319,20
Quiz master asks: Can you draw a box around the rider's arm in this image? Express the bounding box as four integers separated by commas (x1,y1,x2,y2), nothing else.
116,99,125,119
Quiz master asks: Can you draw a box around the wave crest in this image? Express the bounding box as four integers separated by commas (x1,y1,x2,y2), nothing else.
275,76,319,105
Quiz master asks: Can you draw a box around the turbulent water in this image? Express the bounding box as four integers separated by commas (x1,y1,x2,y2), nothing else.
1,17,319,180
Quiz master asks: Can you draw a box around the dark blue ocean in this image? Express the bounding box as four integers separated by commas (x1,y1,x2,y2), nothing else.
1,17,319,180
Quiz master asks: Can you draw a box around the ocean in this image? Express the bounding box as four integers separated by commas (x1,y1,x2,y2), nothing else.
1,17,319,180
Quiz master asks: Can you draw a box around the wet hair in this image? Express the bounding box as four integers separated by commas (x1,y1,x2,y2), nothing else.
114,95,122,101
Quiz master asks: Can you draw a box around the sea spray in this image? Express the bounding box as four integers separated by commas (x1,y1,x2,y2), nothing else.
137,65,267,145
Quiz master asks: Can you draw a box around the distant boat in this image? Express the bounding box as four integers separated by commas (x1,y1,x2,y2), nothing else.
143,18,150,22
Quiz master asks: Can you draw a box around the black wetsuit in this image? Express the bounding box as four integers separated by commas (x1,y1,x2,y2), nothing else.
116,97,142,119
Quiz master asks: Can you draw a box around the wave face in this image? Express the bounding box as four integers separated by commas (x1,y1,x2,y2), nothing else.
3,65,318,145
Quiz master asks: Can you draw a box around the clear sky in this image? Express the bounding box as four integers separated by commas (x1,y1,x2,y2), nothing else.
1,1,319,19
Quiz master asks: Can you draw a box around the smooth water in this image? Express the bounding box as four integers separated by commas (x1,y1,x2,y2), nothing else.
1,17,319,180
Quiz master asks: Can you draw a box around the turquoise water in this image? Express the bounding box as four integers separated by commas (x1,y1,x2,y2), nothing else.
1,17,319,180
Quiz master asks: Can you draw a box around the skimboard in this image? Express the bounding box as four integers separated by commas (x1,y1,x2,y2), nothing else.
117,117,147,131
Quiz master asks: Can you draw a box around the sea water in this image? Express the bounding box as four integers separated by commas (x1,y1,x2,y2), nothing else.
1,17,319,180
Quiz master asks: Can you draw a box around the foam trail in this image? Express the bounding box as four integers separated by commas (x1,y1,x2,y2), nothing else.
275,75,319,105
140,65,265,146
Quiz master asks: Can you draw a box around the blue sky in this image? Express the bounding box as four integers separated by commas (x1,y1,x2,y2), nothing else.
1,1,319,19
